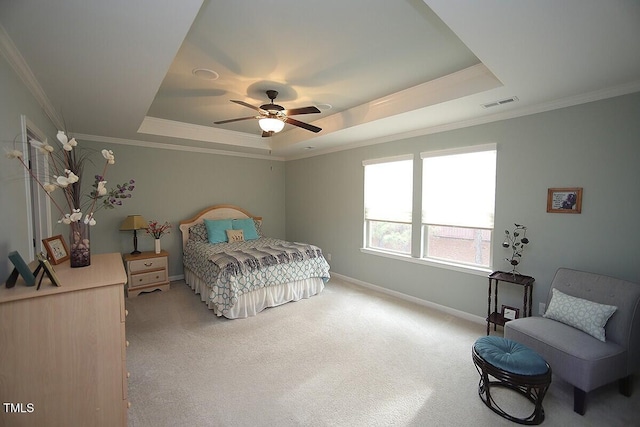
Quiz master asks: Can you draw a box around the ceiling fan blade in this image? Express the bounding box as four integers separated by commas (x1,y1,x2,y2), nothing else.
285,106,321,116
262,131,274,138
230,100,263,112
214,116,256,124
284,117,322,133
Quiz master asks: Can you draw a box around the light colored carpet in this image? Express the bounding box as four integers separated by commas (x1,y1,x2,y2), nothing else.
125,278,638,426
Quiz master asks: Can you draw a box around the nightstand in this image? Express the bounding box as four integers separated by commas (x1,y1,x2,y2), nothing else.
123,250,170,297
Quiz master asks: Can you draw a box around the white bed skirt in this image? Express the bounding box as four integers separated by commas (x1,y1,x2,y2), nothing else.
184,267,325,319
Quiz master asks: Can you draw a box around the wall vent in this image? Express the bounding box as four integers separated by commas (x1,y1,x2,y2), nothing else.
482,96,519,109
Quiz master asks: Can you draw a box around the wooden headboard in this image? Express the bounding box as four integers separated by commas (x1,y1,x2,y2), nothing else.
179,204,262,249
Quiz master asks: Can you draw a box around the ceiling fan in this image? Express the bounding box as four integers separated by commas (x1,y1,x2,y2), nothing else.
214,90,322,137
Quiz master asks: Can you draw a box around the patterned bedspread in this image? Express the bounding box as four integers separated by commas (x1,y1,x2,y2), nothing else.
183,237,330,315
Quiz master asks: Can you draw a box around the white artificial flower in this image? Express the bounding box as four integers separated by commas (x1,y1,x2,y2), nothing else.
43,183,57,193
69,209,83,222
54,170,79,187
55,175,69,187
84,214,97,226
57,131,74,151
101,149,115,164
97,180,107,196
29,139,55,154
56,131,68,145
66,171,79,183
59,214,72,224
5,149,23,159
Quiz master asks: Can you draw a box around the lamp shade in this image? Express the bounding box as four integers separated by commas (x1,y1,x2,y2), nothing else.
120,215,148,231
258,117,285,133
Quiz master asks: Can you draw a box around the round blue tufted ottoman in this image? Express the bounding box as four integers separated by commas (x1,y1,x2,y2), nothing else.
472,336,552,425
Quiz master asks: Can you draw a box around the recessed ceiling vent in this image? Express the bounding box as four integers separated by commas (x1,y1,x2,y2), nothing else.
482,96,519,109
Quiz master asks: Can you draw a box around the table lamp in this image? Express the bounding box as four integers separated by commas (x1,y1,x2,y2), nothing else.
120,215,148,255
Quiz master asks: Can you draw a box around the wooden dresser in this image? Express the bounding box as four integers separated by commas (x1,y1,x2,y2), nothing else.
0,253,129,426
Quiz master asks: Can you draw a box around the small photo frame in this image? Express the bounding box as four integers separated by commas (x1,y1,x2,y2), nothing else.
42,235,69,265
7,251,36,287
36,252,61,287
547,187,583,213
501,305,520,321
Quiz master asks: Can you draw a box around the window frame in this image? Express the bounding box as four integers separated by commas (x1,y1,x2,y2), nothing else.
420,144,497,270
362,154,413,255
361,144,496,276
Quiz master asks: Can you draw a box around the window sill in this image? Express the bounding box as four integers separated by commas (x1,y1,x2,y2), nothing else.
360,248,492,277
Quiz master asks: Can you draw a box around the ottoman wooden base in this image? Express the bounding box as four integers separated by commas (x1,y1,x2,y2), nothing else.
473,337,552,425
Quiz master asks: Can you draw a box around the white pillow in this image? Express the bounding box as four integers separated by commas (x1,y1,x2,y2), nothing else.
543,288,617,342
226,229,244,242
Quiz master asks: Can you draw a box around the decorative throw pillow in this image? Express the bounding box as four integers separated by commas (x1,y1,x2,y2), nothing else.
543,288,617,342
254,219,263,237
226,229,244,242
204,219,233,244
188,223,208,242
232,218,259,240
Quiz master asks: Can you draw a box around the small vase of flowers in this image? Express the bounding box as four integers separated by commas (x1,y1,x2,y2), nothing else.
147,220,171,254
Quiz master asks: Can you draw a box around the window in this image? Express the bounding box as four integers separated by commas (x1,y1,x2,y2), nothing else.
363,155,413,254
421,145,496,268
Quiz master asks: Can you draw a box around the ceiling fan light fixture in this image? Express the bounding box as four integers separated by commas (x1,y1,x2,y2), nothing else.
258,117,285,133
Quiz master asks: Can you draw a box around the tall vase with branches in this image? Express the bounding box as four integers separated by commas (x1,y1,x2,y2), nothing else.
6,131,135,267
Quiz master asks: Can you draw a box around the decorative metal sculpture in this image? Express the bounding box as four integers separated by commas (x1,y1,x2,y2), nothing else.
503,223,529,274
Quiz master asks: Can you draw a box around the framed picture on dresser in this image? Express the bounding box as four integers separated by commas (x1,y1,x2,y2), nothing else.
36,252,61,288
42,235,70,265
6,251,36,287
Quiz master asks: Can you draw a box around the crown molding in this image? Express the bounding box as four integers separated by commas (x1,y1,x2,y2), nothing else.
74,132,285,161
0,24,63,129
285,79,640,161
138,116,271,151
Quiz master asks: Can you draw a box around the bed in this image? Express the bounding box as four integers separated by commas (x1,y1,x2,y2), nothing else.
179,205,330,318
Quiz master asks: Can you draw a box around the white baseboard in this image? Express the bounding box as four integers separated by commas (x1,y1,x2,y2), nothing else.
329,272,486,326
170,274,185,282
171,270,485,326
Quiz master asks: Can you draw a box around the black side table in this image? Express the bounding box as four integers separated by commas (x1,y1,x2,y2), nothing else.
486,271,535,335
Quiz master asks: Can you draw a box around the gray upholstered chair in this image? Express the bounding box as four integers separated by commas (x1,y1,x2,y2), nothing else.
504,268,640,415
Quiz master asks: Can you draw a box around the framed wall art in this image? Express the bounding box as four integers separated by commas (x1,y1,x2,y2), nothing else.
547,187,583,213
42,235,70,265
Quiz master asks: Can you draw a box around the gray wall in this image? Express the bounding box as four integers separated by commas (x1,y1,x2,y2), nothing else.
286,92,640,318
70,141,286,277
1,55,286,280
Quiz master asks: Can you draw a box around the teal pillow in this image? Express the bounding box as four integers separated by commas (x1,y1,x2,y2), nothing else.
232,218,259,240
543,288,617,342
204,219,233,244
